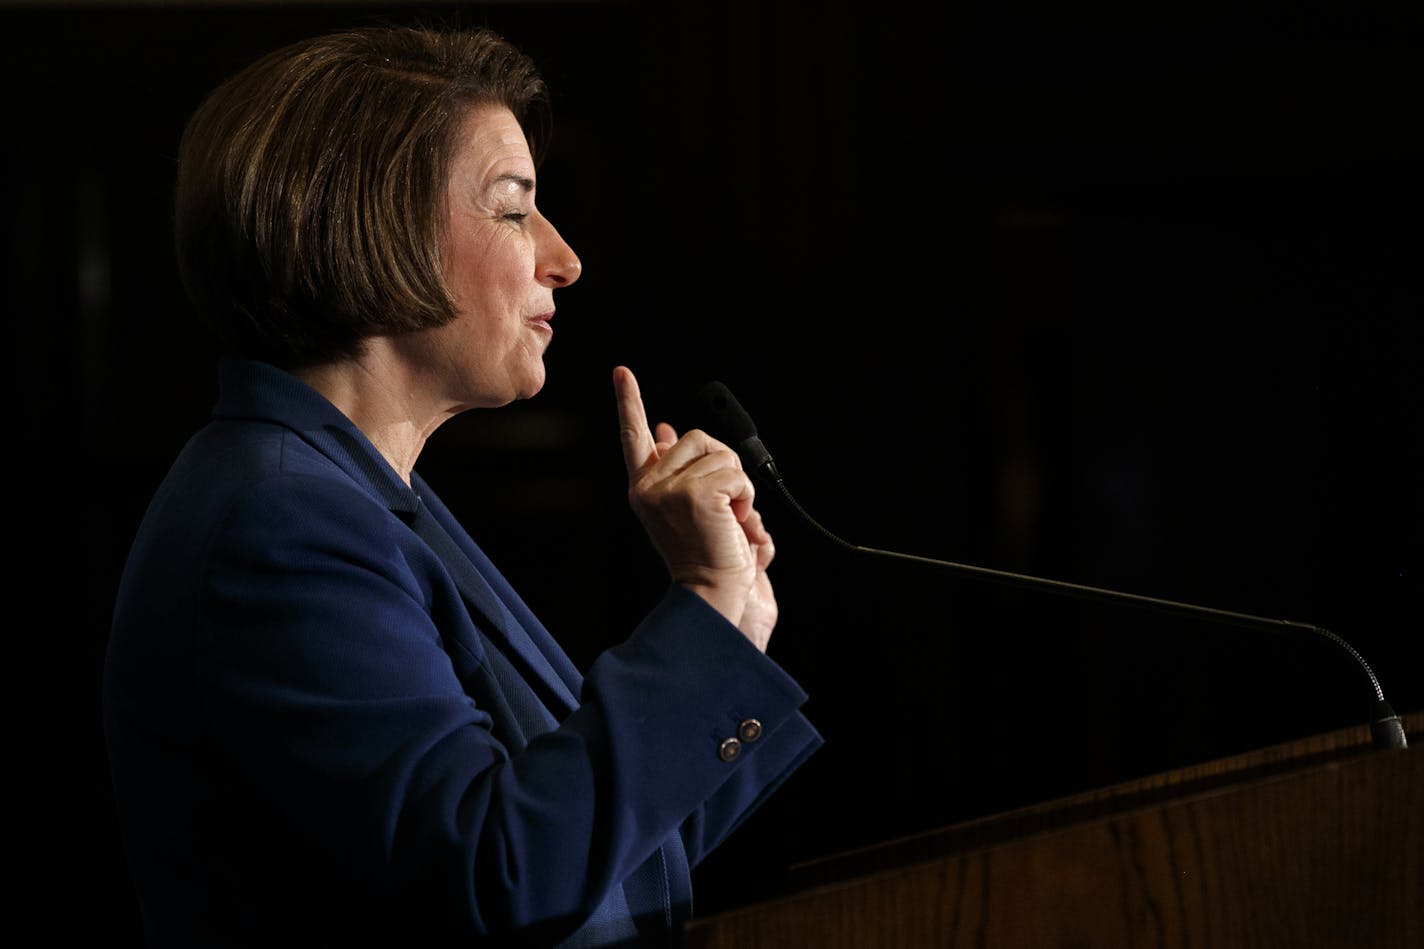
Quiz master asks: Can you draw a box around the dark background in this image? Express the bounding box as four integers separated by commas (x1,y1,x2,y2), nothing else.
5,0,1420,941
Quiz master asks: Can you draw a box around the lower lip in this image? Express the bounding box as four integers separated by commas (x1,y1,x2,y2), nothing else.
528,320,552,336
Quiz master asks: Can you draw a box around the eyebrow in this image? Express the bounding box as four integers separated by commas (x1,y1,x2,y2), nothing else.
491,173,535,192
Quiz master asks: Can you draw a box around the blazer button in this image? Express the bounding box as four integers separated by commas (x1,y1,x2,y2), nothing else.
718,737,742,762
738,719,763,743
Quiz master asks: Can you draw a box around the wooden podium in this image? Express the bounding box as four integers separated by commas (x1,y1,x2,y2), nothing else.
684,710,1422,948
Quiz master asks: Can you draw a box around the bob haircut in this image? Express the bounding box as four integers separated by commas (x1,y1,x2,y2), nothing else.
174,26,549,369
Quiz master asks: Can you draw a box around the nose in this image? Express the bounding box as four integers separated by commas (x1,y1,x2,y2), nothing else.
535,214,582,288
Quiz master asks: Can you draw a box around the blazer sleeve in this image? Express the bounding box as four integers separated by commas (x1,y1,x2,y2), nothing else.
585,584,824,870
197,471,820,943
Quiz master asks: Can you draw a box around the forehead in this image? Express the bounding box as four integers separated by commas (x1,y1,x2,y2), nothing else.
449,104,534,178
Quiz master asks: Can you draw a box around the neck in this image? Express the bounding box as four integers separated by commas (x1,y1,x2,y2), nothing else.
293,341,458,485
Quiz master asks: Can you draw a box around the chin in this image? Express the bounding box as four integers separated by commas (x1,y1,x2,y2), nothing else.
468,358,546,407
513,365,547,402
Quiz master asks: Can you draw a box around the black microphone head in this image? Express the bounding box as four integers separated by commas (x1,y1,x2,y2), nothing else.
695,380,758,443
694,380,778,479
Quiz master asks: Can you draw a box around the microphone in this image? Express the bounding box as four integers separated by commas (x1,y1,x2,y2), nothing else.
694,380,1409,751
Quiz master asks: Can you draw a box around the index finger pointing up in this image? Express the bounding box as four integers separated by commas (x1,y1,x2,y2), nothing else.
613,365,657,477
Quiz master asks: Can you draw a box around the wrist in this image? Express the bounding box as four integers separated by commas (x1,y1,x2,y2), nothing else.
678,581,747,629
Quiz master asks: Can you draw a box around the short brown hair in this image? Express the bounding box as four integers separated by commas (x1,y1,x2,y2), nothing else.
174,25,549,369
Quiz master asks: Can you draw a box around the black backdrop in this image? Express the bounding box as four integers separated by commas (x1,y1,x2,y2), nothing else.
5,0,1421,941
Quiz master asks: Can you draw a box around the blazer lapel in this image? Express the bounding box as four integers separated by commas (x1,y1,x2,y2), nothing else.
407,498,579,718
214,358,583,720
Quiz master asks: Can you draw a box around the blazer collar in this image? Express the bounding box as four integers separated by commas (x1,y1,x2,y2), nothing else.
212,356,420,517
211,356,580,716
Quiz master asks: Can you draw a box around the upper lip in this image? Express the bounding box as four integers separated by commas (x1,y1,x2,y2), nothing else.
530,310,554,323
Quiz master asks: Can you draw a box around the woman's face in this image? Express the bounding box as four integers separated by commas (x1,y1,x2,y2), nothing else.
409,103,581,409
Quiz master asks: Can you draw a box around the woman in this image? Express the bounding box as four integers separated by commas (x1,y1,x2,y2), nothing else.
102,25,820,948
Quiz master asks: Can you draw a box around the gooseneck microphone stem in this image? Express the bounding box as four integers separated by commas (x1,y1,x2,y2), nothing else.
767,470,1385,693
766,459,1408,751
695,380,1409,751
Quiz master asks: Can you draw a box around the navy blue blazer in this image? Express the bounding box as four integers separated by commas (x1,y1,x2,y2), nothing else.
102,358,822,947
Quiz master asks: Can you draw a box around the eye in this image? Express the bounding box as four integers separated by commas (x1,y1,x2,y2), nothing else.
501,211,529,224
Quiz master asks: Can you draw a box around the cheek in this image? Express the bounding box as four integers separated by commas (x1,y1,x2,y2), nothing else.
442,219,504,292
457,247,529,314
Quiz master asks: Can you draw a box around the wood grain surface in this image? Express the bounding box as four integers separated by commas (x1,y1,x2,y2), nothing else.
685,711,1422,948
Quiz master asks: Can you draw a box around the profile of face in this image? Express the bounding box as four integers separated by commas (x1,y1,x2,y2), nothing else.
402,103,581,410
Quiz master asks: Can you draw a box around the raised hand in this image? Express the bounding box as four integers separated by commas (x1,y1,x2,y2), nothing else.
613,365,777,650
735,506,778,653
